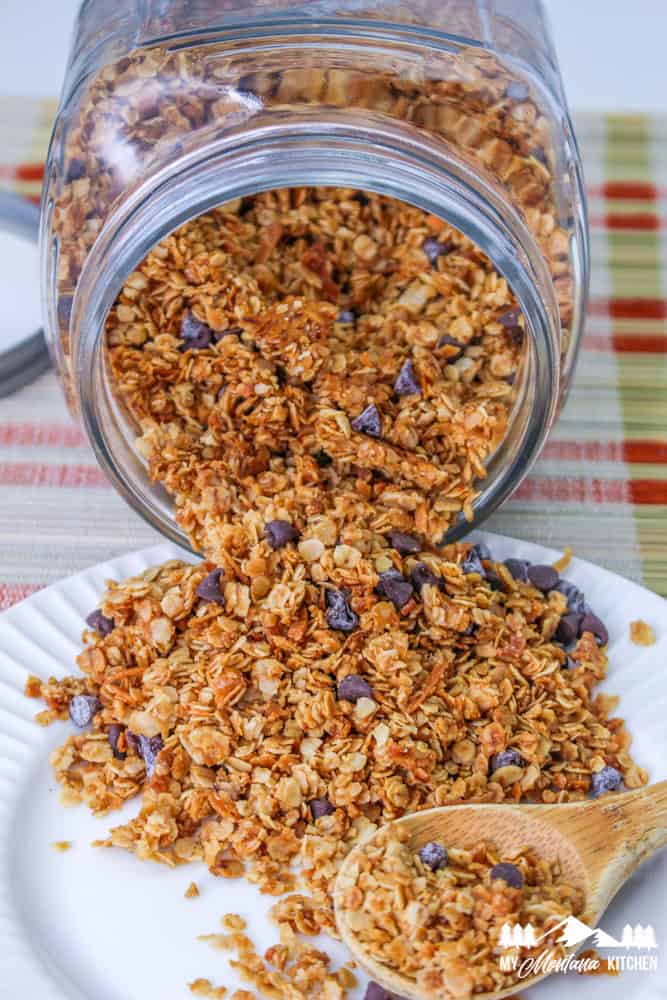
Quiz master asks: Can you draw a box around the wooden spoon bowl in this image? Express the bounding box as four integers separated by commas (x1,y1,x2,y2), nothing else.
334,781,667,1000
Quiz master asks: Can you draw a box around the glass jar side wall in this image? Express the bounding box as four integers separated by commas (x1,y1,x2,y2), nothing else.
44,28,585,407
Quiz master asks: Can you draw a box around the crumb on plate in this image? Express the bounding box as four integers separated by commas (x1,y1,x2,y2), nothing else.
630,619,656,646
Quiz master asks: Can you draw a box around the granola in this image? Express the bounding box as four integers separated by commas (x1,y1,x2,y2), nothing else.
30,539,646,996
336,822,585,999
50,36,578,406
106,188,523,552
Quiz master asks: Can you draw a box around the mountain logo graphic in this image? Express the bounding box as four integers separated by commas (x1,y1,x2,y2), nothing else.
499,916,657,951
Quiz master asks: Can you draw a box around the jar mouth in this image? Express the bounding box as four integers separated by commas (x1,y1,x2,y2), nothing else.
73,111,561,553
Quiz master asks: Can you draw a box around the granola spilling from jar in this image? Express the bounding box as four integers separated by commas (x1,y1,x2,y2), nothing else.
28,535,645,995
337,823,585,1000
107,188,524,551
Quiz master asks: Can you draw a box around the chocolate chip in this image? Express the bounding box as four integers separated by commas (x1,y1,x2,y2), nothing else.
65,157,86,182
386,530,421,556
422,237,454,266
418,842,448,871
264,519,299,549
590,765,623,798
498,307,522,328
309,798,335,820
108,723,127,760
506,80,529,101
507,324,524,347
461,548,485,577
580,613,609,646
394,358,421,397
179,311,213,351
376,569,413,610
411,562,441,592
526,564,559,592
57,295,74,328
490,862,523,889
504,558,530,582
554,579,589,615
69,694,101,729
196,568,225,606
337,309,356,324
555,613,582,646
353,191,370,205
337,674,373,702
490,748,523,772
351,402,382,438
85,608,115,636
364,984,394,1000
326,589,359,632
132,733,163,779
314,449,333,467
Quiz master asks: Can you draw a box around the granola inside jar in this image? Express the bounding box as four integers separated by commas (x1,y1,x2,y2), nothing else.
42,0,589,552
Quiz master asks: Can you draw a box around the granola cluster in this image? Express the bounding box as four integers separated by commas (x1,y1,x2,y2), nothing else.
107,188,523,550
337,823,584,999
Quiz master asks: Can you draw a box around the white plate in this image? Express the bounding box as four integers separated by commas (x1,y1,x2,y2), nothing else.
1,534,666,1000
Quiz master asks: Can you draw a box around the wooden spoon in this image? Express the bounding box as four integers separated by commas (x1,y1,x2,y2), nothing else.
334,781,667,1000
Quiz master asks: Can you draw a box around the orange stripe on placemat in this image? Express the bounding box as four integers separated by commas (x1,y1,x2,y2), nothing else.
0,163,44,182
589,214,663,231
541,440,667,464
0,423,87,447
0,463,109,488
515,477,667,504
588,298,667,319
587,181,660,200
583,332,667,353
0,582,43,610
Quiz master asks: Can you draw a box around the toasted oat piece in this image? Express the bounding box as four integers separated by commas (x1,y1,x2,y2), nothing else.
630,619,657,646
51,840,72,852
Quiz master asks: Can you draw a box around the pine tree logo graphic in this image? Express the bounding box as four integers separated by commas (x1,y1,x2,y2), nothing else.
498,917,658,951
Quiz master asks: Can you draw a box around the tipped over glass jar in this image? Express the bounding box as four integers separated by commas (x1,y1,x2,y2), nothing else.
42,0,589,559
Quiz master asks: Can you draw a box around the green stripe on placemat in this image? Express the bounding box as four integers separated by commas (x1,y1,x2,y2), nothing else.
607,115,667,595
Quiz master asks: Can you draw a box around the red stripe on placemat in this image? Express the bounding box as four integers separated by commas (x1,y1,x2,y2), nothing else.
0,163,44,182
588,299,667,319
0,582,43,610
590,214,663,231
588,181,660,200
0,463,109,488
515,477,667,504
583,333,667,352
0,423,87,447
542,440,667,464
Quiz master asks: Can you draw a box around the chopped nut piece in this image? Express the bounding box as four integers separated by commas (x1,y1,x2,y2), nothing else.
185,881,200,899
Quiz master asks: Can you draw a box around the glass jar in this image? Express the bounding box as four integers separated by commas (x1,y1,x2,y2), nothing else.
41,0,589,554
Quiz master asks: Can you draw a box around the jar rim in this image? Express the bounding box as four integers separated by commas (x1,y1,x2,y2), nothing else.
71,109,562,552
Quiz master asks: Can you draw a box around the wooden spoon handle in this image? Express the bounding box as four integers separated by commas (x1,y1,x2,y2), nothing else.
594,778,667,866
539,780,667,916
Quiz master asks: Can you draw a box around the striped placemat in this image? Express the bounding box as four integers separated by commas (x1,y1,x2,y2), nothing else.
0,98,665,603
